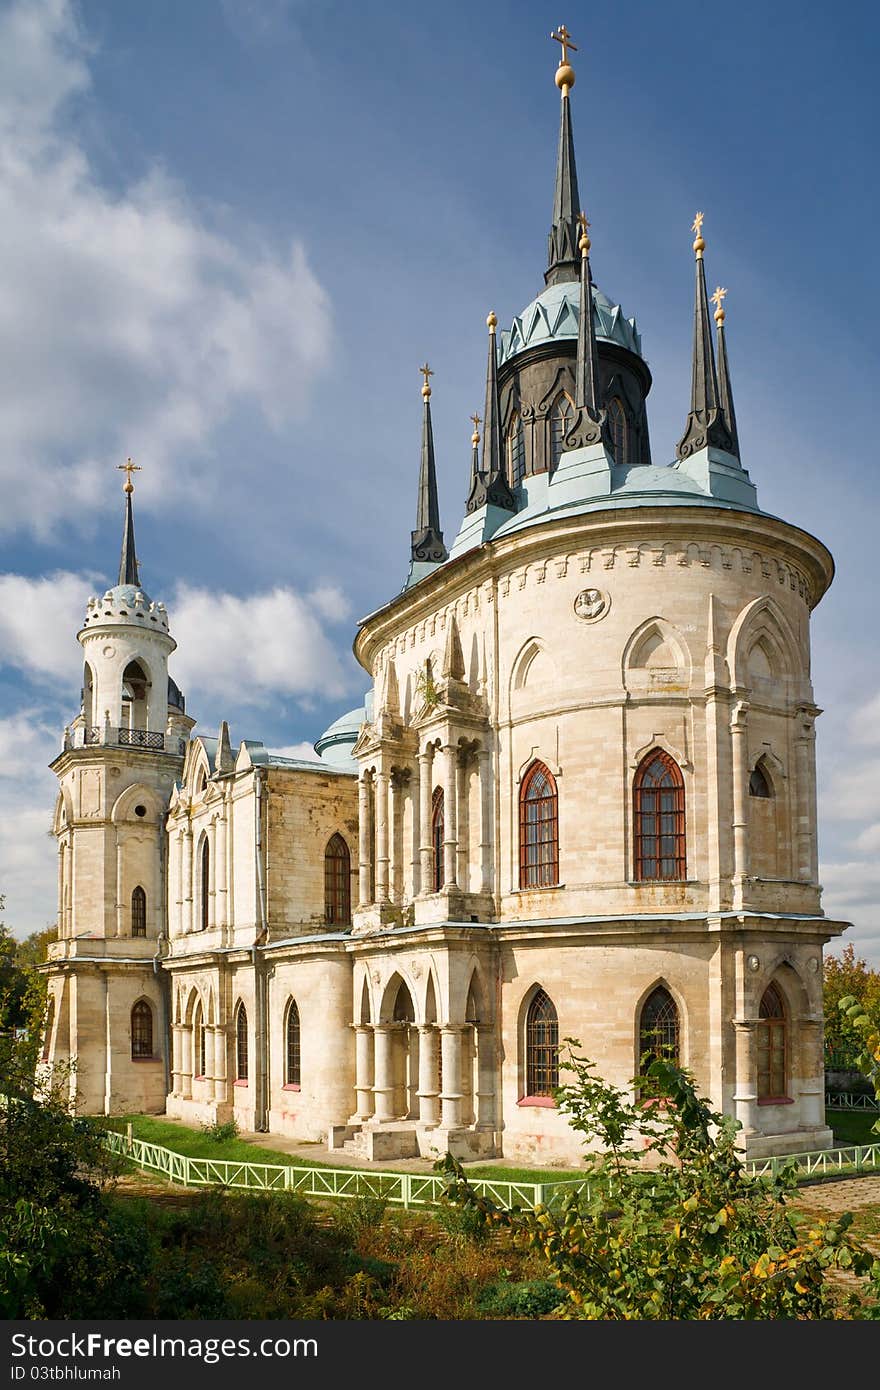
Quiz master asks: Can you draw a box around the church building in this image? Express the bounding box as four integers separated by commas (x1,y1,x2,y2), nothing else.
41,28,846,1163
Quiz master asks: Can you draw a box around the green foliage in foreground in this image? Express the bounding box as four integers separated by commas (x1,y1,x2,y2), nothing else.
438,1046,880,1320
838,995,880,1139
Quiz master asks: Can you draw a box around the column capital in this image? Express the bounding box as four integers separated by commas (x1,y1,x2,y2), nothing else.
732,1016,757,1032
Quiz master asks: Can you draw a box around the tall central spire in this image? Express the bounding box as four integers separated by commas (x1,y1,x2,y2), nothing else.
546,25,582,288
676,215,733,459
116,458,141,586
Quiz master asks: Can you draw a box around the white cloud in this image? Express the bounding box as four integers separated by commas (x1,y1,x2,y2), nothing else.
268,741,323,762
819,755,880,822
0,706,61,937
849,690,880,744
168,583,353,707
0,570,92,682
0,0,332,537
0,711,59,779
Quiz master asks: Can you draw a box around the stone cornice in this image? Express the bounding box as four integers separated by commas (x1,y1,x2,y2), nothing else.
354,505,834,672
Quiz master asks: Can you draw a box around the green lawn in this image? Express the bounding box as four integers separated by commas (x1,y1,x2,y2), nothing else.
825,1107,880,1147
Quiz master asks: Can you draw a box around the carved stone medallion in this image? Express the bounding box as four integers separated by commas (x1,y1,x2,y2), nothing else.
573,587,610,623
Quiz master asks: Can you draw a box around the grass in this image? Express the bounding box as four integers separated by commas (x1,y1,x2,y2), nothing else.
825,1108,880,1147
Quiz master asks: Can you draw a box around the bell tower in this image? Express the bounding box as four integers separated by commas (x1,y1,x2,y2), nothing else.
43,466,194,1114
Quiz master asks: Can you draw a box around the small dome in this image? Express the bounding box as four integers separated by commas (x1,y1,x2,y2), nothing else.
499,280,642,366
314,703,366,770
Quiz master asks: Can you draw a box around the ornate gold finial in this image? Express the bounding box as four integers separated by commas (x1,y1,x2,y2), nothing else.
550,24,577,94
419,362,434,399
577,210,591,257
487,310,497,334
470,412,481,445
711,285,727,325
117,457,141,494
692,210,705,260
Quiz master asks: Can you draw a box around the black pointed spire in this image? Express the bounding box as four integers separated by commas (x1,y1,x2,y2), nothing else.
411,365,448,564
469,413,482,492
565,212,608,450
676,214,733,460
713,288,740,460
467,313,516,513
116,458,141,586
546,26,581,288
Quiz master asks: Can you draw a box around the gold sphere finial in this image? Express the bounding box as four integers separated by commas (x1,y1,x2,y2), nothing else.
117,457,141,494
470,412,481,446
550,24,577,94
711,285,727,325
691,210,705,259
419,362,433,399
577,210,591,256
487,310,497,333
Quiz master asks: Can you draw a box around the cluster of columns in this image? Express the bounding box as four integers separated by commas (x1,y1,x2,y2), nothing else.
358,741,494,906
171,1018,228,1103
353,1022,495,1131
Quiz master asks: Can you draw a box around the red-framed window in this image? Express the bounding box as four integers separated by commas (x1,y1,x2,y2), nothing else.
633,750,686,881
519,761,559,889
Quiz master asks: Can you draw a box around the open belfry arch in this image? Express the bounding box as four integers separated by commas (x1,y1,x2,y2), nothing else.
42,24,844,1164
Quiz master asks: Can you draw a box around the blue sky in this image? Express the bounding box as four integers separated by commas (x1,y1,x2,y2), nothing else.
1,0,878,961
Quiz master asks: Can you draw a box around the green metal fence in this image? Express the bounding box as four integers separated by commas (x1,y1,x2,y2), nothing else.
104,1131,880,1208
824,1091,880,1112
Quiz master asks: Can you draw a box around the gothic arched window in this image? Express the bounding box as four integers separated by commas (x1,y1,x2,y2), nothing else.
758,983,787,1101
507,411,526,486
286,1001,301,1087
519,760,559,889
235,1003,248,1082
324,834,351,926
131,999,153,1059
608,396,628,465
131,885,146,938
199,837,210,932
431,787,445,892
525,988,559,1097
749,763,772,798
633,751,686,881
550,393,574,470
638,986,680,1068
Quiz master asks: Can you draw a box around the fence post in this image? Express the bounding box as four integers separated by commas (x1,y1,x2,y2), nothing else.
126,1122,133,1153
534,1183,545,1210
402,1174,410,1211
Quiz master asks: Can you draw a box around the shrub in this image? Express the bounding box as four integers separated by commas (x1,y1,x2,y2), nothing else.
201,1118,239,1142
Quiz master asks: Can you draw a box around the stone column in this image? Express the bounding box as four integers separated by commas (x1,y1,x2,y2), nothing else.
417,1025,440,1126
183,826,194,933
478,748,493,896
372,1024,396,1122
795,709,818,883
798,1017,825,1128
475,1023,496,1128
115,836,125,938
358,774,372,907
180,1023,193,1100
212,1026,227,1104
439,1026,463,1129
442,744,459,889
388,772,400,904
171,1024,182,1095
215,813,227,930
730,701,749,908
207,819,217,930
456,753,470,891
418,747,434,892
375,770,390,904
732,1018,758,1136
175,830,184,936
354,1025,374,1121
203,1020,216,1091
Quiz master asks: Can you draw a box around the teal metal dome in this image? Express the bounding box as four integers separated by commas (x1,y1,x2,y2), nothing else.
314,702,366,771
498,280,642,366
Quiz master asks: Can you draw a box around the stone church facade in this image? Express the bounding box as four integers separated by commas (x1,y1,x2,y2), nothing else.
41,34,847,1164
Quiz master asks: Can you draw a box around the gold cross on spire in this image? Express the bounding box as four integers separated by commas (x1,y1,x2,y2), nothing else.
691,210,706,259
711,285,728,324
419,362,433,399
470,412,481,445
577,210,591,255
550,24,577,64
117,457,141,494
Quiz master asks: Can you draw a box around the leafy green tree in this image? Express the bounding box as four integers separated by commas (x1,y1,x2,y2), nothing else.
438,1045,880,1319
837,994,880,1139
825,945,880,1066
14,925,58,970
